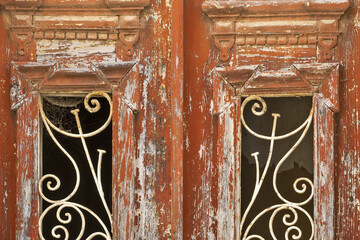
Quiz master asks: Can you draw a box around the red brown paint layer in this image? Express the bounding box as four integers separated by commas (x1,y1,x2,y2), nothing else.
336,1,360,238
184,0,218,238
0,10,16,240
2,0,360,239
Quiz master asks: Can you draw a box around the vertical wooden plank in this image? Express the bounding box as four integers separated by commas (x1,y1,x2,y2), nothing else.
137,1,169,237
0,10,16,240
314,95,335,239
184,0,220,238
112,89,136,240
133,0,184,238
213,96,241,240
234,99,242,240
337,1,360,238
170,0,184,237
216,99,239,239
15,93,40,240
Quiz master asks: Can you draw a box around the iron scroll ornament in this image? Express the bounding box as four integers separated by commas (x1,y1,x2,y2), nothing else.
240,96,314,240
38,91,113,240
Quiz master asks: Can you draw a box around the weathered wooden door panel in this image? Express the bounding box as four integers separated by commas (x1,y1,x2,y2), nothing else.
0,0,183,239
184,1,356,240
1,0,360,239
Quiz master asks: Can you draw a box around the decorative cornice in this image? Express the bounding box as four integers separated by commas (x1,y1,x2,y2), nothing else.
202,0,349,62
2,0,149,61
216,63,338,98
11,60,136,109
202,1,349,16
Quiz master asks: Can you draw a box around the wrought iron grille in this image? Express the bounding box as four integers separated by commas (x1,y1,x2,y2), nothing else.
240,96,314,240
38,91,113,240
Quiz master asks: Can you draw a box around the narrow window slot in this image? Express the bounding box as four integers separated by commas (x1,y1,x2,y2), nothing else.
39,93,112,240
240,96,314,239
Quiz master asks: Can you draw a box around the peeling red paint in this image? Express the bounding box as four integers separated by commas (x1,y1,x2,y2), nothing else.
0,10,16,240
2,0,360,239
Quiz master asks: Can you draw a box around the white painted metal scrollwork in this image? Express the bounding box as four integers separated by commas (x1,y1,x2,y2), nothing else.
38,91,112,240
240,96,314,240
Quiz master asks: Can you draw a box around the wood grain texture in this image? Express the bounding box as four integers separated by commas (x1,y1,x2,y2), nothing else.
112,88,136,240
2,0,360,239
215,98,241,240
314,95,336,240
170,0,184,237
336,1,360,238
184,0,219,239
15,93,40,240
2,1,184,239
132,0,183,238
0,10,16,240
199,0,348,239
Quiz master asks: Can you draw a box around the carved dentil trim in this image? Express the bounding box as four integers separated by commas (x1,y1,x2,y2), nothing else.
202,0,349,62
3,1,149,59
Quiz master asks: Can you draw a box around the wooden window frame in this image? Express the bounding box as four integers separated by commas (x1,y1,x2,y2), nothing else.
11,60,141,239
211,63,339,239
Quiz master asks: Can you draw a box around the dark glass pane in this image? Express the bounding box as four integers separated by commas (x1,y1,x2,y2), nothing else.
41,95,112,240
241,96,313,239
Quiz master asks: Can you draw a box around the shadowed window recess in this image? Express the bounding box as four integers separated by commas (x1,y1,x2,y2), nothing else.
39,92,113,240
240,96,314,239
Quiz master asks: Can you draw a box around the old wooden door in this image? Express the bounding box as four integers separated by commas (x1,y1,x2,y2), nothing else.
184,1,360,240
0,0,360,239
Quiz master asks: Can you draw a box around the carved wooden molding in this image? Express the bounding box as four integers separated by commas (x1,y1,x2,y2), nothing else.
214,62,339,109
11,60,136,110
216,63,339,109
2,0,149,61
202,0,349,62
